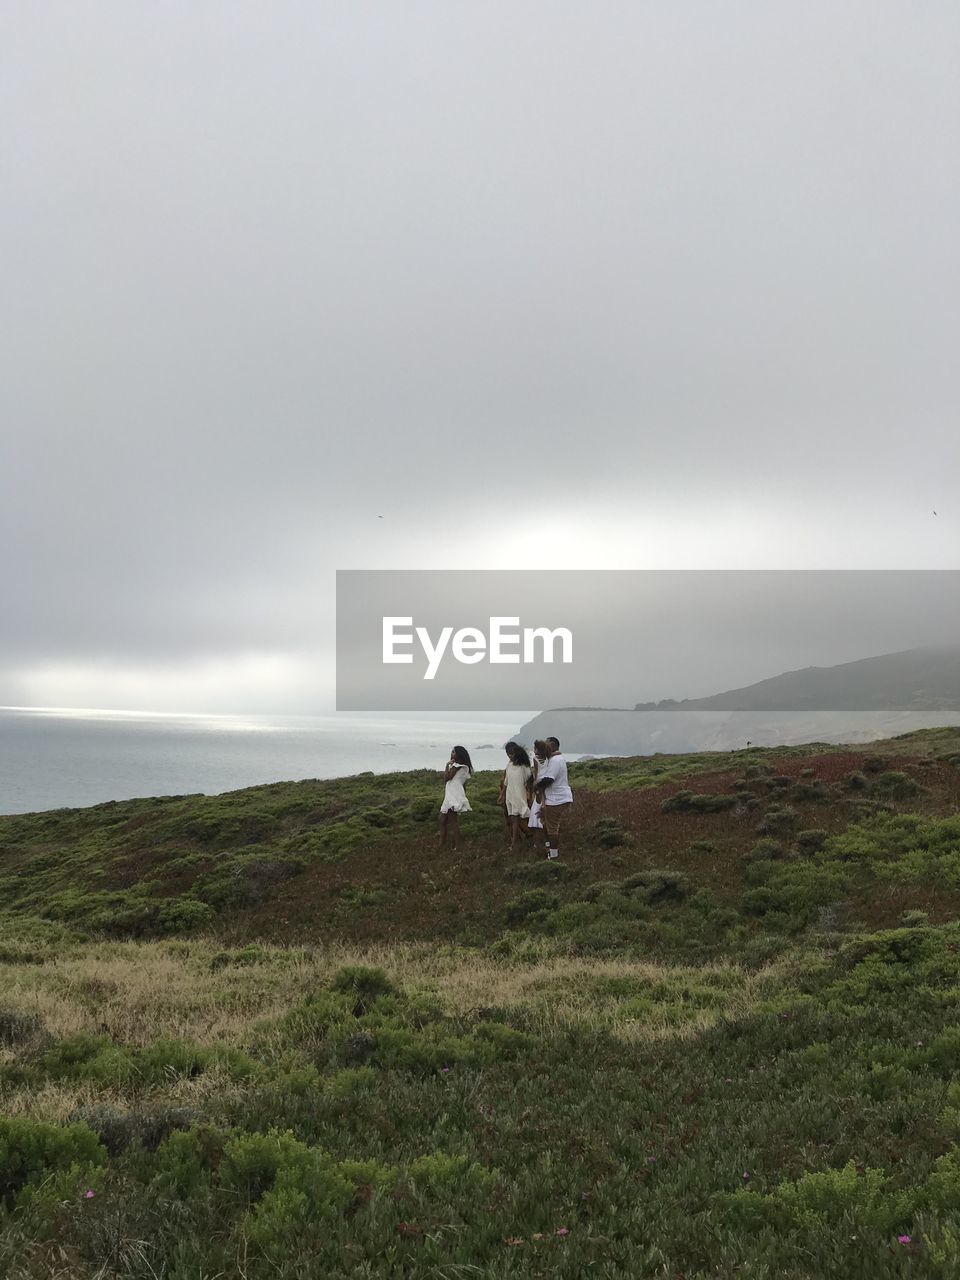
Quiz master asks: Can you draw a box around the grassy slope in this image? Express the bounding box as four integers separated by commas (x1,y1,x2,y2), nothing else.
1,727,960,1277
1,729,959,947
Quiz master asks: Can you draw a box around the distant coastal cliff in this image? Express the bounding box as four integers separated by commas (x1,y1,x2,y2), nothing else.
516,645,960,755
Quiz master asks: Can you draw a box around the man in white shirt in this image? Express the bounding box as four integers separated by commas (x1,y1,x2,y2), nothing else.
535,736,573,860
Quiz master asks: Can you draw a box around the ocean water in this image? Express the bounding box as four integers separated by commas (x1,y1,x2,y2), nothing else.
0,707,534,815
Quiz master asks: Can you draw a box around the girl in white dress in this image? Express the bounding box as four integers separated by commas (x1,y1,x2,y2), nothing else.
498,741,533,851
439,745,473,851
527,740,549,845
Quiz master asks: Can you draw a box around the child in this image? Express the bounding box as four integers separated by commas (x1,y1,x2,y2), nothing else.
527,739,549,847
498,741,533,851
438,745,473,851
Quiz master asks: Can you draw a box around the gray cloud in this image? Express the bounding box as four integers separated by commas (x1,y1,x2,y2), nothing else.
1,3,958,709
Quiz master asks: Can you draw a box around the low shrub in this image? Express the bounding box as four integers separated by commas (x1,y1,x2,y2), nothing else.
796,829,829,852
0,1008,46,1048
66,1104,199,1156
618,870,688,904
756,807,801,835
870,771,921,800
661,791,738,814
157,897,215,934
745,837,791,863
587,817,631,848
0,1116,105,1204
330,965,396,1004
505,889,560,924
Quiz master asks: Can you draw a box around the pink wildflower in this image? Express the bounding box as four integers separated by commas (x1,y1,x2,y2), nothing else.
742,1172,750,1181
84,1190,95,1199
555,1226,570,1236
898,1235,911,1245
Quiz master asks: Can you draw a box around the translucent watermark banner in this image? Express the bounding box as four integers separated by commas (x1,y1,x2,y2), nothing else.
335,570,960,711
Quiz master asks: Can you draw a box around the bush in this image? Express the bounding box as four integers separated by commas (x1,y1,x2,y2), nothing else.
900,909,930,928
862,755,892,774
796,829,829,852
870,771,920,800
329,965,396,1002
793,780,834,803
504,860,574,884
928,1147,960,1209
843,771,869,792
618,870,688,904
587,817,631,848
150,1125,226,1198
662,791,738,814
409,1152,497,1195
66,1104,199,1156
0,1008,46,1048
505,889,560,923
581,880,622,902
745,838,791,863
0,1116,105,1204
773,1160,910,1233
755,807,800,835
157,897,215,935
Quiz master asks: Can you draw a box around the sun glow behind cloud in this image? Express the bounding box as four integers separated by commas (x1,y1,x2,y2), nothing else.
9,652,332,715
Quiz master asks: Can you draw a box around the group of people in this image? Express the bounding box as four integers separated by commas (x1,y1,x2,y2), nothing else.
438,738,574,861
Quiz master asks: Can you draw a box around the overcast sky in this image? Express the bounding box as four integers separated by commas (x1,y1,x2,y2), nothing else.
1,2,958,713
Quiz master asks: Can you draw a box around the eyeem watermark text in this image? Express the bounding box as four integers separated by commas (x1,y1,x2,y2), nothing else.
382,616,574,680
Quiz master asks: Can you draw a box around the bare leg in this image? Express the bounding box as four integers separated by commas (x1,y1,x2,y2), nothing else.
438,811,449,849
448,812,461,851
508,815,520,851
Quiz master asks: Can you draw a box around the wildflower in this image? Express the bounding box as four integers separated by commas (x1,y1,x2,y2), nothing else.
531,1233,544,1241
724,1077,733,1083
742,1172,750,1181
83,1190,95,1199
505,1237,524,1247
898,1235,911,1245
916,1041,924,1047
442,1066,451,1073
555,1227,570,1236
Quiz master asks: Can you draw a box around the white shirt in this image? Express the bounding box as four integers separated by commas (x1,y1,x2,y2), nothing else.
538,753,573,805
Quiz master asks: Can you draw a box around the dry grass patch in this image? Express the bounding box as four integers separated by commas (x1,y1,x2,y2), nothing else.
0,937,796,1049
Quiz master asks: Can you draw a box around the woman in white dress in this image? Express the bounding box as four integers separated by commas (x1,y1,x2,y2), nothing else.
498,741,533,851
438,745,473,851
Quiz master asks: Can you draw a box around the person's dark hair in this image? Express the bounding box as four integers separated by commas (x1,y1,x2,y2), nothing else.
533,739,549,762
451,745,473,774
505,741,531,768
546,736,560,751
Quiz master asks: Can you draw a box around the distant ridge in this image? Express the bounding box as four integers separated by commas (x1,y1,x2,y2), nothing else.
516,645,960,755
636,644,960,712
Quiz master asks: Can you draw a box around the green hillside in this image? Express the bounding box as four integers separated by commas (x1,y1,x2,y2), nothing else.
2,727,960,1278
